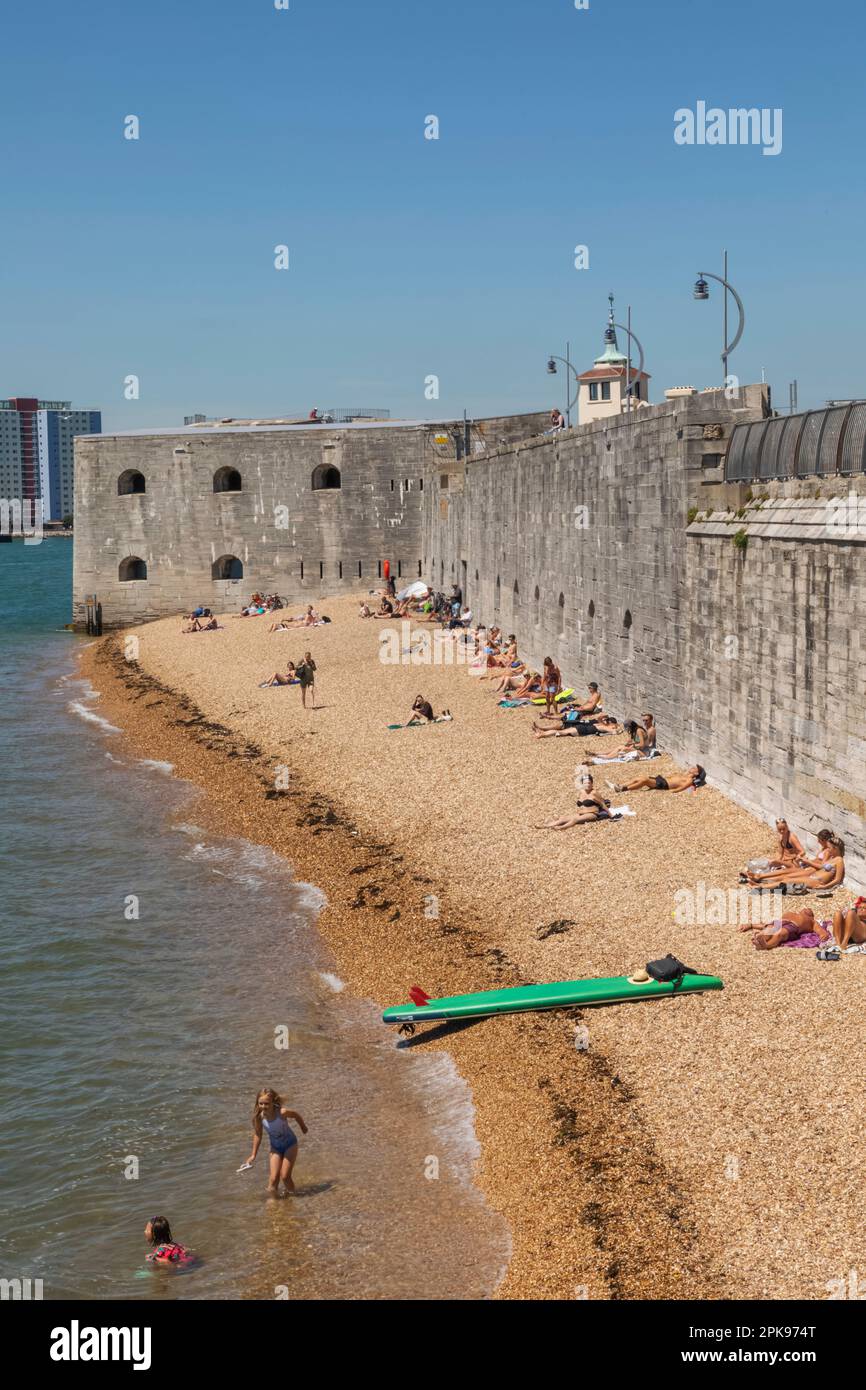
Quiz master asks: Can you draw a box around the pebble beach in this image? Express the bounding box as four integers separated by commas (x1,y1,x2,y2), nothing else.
81,595,866,1301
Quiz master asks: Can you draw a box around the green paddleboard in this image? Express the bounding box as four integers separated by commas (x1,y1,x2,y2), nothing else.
382,973,723,1025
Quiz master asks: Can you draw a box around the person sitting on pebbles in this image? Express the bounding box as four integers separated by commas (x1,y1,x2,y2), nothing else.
259,661,297,687
406,695,452,725
739,818,805,881
830,898,866,950
534,771,612,829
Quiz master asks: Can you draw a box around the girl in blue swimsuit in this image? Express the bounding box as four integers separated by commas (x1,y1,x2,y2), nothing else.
244,1088,308,1196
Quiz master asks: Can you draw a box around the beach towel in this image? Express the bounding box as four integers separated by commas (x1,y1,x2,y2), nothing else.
587,748,660,765
781,930,827,950
530,688,574,705
607,805,636,818
498,698,532,707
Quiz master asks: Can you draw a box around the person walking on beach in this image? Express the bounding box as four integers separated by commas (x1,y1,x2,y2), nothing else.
243,1088,308,1197
296,652,317,708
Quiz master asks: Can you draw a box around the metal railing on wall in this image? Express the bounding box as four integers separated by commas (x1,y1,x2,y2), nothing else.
725,401,866,481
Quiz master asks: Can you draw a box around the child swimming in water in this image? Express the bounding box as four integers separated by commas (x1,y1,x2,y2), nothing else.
243,1088,308,1196
144,1216,197,1267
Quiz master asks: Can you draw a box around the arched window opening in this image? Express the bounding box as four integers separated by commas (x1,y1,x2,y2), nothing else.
512,580,520,610
557,592,565,636
588,600,595,619
624,609,633,630
119,556,147,582
533,585,541,627
117,470,146,496
213,467,242,493
312,465,341,490
212,554,243,580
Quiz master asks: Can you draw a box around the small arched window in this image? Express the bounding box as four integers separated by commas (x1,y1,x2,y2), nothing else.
624,609,633,630
212,554,243,580
588,600,595,619
312,465,341,490
512,580,520,610
533,585,541,626
213,467,242,493
119,556,147,582
118,470,146,495
557,592,565,636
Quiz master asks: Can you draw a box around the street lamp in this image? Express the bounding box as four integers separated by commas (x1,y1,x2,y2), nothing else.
612,310,645,415
693,250,745,383
545,342,579,426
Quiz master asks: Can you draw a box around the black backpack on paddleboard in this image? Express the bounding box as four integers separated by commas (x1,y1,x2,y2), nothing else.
646,955,699,990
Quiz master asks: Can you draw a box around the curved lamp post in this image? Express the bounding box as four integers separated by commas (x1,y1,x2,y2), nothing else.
614,316,645,414
693,250,745,382
546,343,580,426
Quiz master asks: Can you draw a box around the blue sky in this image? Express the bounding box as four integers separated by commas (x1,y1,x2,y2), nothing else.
1,0,863,430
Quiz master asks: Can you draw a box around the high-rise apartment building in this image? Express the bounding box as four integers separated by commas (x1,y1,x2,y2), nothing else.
0,398,102,520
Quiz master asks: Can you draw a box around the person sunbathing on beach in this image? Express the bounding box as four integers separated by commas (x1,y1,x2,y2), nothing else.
572,682,602,717
608,765,706,794
603,720,649,757
448,606,473,630
531,712,619,739
490,662,528,693
581,721,650,762
482,635,518,668
739,818,805,880
745,831,845,891
478,637,518,676
509,670,543,699
242,1088,308,1197
358,601,373,618
534,771,612,829
182,615,219,633
741,907,831,951
831,898,866,949
372,598,394,619
642,713,657,751
270,605,319,632
259,661,297,687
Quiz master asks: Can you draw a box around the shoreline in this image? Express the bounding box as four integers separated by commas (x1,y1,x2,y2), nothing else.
79,637,726,1300
78,597,865,1300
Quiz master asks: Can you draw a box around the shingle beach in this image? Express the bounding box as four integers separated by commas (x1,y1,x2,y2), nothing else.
81,595,866,1301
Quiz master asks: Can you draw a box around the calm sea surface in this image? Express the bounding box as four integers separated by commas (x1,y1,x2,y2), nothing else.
0,541,508,1299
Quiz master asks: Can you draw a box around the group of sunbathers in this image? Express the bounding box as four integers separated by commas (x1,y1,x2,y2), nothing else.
182,605,220,633
728,818,850,950
238,592,285,617
739,822,861,956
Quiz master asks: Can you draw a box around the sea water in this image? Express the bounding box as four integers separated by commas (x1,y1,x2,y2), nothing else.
0,542,509,1300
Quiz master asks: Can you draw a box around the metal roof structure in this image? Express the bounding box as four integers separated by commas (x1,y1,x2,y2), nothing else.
725,401,866,481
